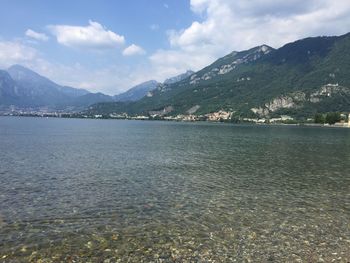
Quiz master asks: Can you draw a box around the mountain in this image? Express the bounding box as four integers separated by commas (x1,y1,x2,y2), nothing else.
1,66,195,111
73,92,114,107
114,80,159,102
7,65,76,107
0,70,20,106
114,71,195,103
57,86,89,97
88,32,350,119
0,65,113,110
163,70,194,85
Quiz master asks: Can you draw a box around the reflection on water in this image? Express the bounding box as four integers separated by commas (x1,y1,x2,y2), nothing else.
0,117,350,262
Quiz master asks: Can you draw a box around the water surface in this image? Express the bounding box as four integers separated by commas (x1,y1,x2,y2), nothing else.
0,117,350,262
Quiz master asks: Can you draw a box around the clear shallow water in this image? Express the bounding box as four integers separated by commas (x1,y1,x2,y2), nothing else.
0,117,350,262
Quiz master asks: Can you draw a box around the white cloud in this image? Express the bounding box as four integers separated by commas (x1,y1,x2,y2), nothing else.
0,41,38,68
48,20,125,49
122,44,146,56
25,29,49,41
3,1,350,96
43,64,156,95
0,38,151,95
149,49,214,81
0,40,139,95
149,0,350,80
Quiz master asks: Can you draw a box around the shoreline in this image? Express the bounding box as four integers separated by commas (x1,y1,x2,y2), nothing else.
1,114,349,128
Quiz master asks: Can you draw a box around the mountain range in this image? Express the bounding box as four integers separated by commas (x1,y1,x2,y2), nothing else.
113,70,194,102
89,32,350,119
114,80,159,102
0,65,192,111
2,32,350,119
0,65,112,110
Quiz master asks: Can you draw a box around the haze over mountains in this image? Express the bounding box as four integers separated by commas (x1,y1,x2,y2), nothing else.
114,80,159,102
0,65,111,110
0,65,192,111
89,32,350,119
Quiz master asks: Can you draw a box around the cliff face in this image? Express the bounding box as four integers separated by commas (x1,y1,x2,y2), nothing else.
251,84,350,117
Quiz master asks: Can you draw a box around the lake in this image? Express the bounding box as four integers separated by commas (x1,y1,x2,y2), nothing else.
0,117,349,262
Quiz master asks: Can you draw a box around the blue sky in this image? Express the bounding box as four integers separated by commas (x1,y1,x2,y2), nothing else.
0,0,194,55
1,0,350,95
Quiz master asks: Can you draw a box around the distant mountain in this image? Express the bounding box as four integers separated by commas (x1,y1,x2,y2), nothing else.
114,70,195,102
0,66,196,111
57,86,89,97
140,70,196,100
7,65,75,107
73,92,114,107
88,32,350,119
114,80,159,102
0,70,20,106
163,70,194,85
0,65,113,110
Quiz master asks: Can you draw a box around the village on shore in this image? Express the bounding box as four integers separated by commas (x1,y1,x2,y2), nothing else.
2,108,350,128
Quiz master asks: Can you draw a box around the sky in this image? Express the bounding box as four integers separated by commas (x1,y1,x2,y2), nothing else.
1,0,350,95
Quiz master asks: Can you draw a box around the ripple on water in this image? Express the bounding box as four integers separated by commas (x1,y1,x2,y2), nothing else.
0,118,350,261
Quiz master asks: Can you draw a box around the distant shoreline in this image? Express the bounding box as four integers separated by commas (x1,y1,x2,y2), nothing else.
1,114,349,128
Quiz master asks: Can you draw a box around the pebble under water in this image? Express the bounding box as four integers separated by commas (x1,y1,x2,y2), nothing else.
0,117,350,262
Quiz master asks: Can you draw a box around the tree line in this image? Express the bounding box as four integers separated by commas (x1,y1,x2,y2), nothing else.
314,112,347,125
